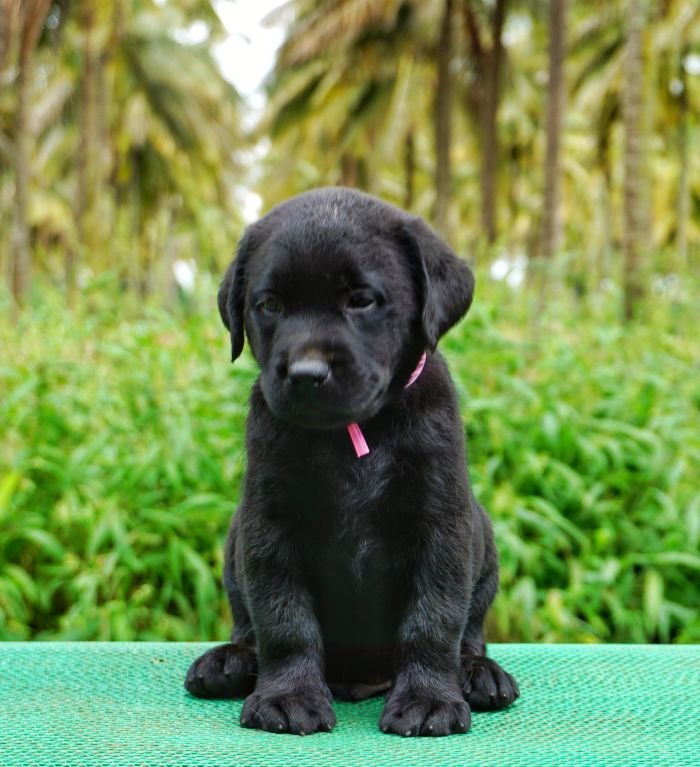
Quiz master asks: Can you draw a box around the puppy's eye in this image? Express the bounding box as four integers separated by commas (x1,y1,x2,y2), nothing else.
347,292,376,311
257,297,282,315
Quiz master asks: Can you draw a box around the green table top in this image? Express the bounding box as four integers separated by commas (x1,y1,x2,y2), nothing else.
1,643,698,767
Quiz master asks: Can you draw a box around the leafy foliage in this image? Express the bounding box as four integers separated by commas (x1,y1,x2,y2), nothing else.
1,277,698,643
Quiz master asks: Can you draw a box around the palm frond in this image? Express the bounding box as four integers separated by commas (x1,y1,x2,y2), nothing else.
276,0,407,67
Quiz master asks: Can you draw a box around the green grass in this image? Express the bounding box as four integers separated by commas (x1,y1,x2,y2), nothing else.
1,275,699,643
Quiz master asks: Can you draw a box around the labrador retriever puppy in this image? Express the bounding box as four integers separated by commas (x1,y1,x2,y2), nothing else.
185,187,518,736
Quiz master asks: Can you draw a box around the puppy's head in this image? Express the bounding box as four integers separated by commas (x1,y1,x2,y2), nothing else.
218,188,474,429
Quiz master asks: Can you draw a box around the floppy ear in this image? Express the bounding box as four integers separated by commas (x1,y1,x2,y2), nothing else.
217,232,253,362
401,217,475,350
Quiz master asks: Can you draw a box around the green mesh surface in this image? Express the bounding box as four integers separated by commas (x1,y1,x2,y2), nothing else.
1,643,698,767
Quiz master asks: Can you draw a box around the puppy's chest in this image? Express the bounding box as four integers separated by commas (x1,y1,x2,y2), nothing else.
279,455,382,538
282,438,404,511
298,513,404,645
305,513,390,579
274,448,418,642
272,440,422,577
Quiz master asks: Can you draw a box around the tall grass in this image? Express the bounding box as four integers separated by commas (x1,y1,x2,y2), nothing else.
1,275,698,642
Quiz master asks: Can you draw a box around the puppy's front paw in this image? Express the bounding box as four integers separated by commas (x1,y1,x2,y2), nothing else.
184,643,257,699
240,686,336,735
461,655,519,711
379,684,471,737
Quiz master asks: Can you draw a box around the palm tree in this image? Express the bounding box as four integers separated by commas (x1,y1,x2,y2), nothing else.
263,0,420,201
265,0,463,230
567,2,630,286
1,0,245,303
654,3,700,267
567,1,700,285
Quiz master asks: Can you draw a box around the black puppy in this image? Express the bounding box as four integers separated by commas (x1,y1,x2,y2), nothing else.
185,188,518,736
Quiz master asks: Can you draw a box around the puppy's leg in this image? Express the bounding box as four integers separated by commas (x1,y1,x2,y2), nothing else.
238,517,335,735
184,523,257,699
459,511,519,710
379,522,472,737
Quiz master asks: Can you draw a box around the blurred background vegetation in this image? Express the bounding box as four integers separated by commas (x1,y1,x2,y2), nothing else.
0,0,698,643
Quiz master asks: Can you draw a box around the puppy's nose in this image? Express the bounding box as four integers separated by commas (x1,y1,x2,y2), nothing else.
287,358,330,389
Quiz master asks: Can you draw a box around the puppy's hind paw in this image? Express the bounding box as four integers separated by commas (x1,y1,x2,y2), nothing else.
185,643,257,699
461,654,519,711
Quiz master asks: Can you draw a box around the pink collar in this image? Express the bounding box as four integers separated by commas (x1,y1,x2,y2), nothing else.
346,351,427,458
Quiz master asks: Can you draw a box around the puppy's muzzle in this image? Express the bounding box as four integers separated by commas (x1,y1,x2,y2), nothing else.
268,344,380,429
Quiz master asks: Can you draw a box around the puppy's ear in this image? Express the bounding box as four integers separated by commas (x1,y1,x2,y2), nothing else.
401,217,475,350
217,232,253,362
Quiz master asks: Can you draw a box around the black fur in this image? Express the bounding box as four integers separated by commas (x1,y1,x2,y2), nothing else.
185,188,518,736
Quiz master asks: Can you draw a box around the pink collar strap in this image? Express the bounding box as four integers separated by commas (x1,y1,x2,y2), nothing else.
346,352,427,458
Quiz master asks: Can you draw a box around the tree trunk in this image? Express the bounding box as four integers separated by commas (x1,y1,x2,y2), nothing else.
73,1,100,306
10,0,51,310
676,47,689,270
340,153,359,187
0,0,20,72
622,0,649,320
539,0,566,261
481,0,507,244
599,163,614,282
463,0,507,245
11,51,30,309
404,128,415,210
434,0,453,237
